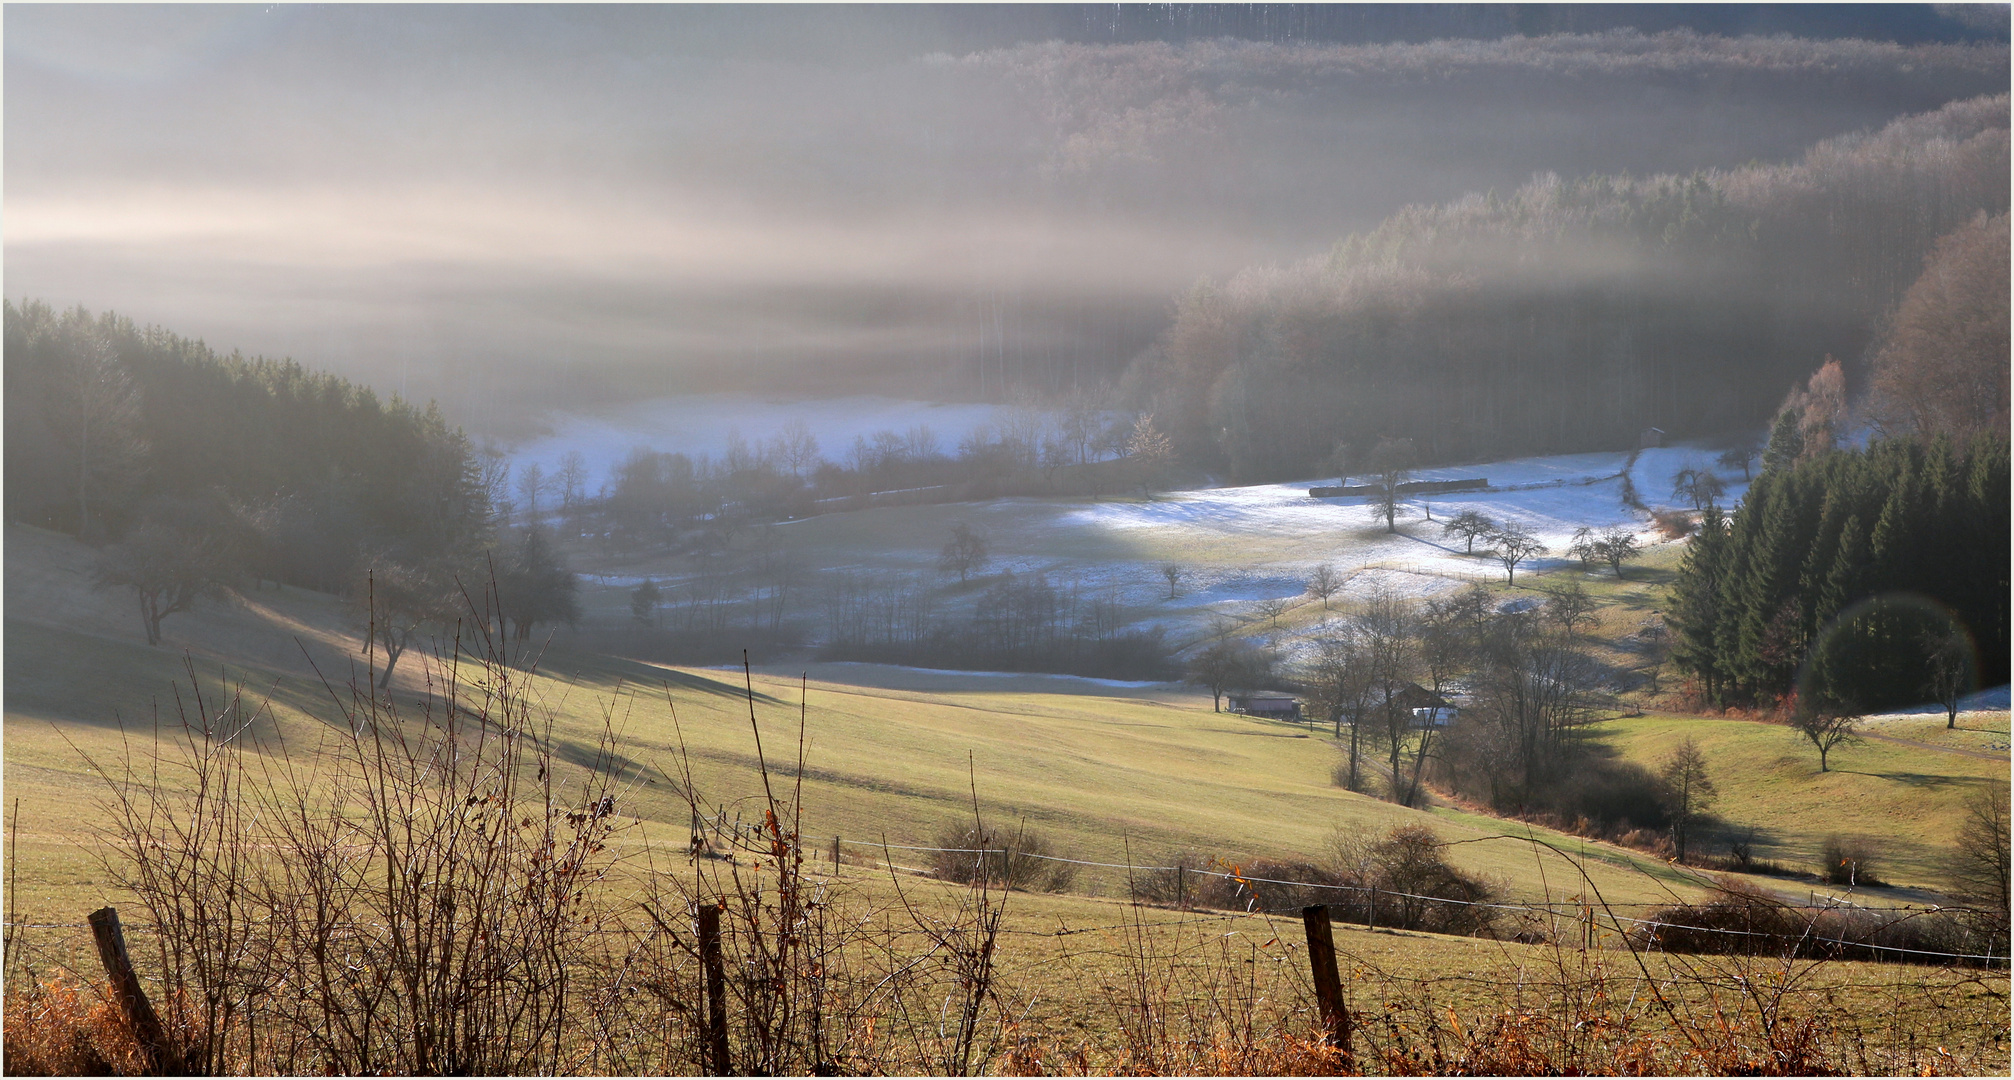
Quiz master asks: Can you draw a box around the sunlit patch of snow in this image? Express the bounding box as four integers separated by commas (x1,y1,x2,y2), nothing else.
1858,685,2012,723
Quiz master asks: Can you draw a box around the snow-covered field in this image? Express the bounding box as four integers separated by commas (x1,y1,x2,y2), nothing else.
575,433,1761,654
1057,443,1750,596
509,394,1014,483
1859,686,2012,724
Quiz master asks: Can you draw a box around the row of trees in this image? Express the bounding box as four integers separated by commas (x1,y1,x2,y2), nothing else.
569,403,1184,556
1668,432,2009,712
1120,95,2008,480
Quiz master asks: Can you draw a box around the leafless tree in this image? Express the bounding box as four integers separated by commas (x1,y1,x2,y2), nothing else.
363,556,461,687
1659,737,1717,863
1487,524,1548,584
938,522,990,583
1671,468,1725,510
1367,437,1415,533
1125,412,1176,493
95,501,237,645
1571,525,1642,578
1187,635,1269,713
1306,563,1342,609
771,418,822,478
516,461,549,521
1868,210,2010,439
1790,707,1859,773
1716,442,1759,482
1950,786,2011,938
479,444,513,528
1358,589,1423,803
1922,626,1976,729
1442,509,1496,554
1160,563,1183,599
1541,579,1598,638
557,450,590,511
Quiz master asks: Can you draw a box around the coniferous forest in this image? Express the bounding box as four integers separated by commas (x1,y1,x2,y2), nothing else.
1667,433,2009,711
3,300,578,642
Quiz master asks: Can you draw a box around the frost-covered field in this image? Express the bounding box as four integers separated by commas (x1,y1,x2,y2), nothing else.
1052,443,1750,598
509,394,1014,482
618,439,1756,653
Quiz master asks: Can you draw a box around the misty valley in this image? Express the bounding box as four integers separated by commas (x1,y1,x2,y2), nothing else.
3,5,2009,1076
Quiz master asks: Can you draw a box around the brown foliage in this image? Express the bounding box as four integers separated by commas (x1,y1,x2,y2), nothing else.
1869,210,2011,438
0,977,198,1077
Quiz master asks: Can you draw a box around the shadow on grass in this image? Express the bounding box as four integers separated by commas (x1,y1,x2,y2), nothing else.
544,647,787,706
1832,770,1978,789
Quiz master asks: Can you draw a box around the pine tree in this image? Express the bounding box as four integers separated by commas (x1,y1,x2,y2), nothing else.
1668,504,1731,703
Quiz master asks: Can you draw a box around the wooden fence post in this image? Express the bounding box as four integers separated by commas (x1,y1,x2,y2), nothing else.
832,835,842,869
1176,865,1186,910
1301,904,1352,1068
88,907,171,1074
697,903,731,1076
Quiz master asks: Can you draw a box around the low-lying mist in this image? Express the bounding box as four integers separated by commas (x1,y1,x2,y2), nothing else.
5,5,2006,434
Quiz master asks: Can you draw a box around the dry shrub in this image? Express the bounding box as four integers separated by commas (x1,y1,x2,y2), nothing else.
1330,824,1501,936
1652,509,1697,539
0,977,180,1077
1126,851,1245,909
1632,876,1986,966
930,821,1079,892
1819,835,1884,886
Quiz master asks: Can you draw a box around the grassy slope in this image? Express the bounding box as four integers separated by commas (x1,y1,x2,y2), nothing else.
1590,710,2009,890
7,522,2003,921
6,524,2008,1071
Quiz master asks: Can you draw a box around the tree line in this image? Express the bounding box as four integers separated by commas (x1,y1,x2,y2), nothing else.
1121,95,2008,481
4,300,577,655
562,397,1183,558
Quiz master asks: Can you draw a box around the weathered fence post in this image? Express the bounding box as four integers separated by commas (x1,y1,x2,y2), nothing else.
832,835,842,869
88,907,170,1074
1176,865,1186,910
1301,904,1353,1068
1368,886,1377,931
697,903,731,1076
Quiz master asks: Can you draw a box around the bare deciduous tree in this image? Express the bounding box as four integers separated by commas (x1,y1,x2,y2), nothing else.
40,316,149,540
364,556,461,687
1868,210,2010,439
771,417,822,478
1950,786,2011,937
1487,524,1547,584
1716,442,1759,482
939,522,990,583
1125,413,1176,493
1659,737,1717,863
1442,509,1496,554
1307,563,1341,609
95,501,237,646
1922,626,1976,729
1671,468,1726,510
1367,437,1415,533
1187,635,1270,713
1791,707,1859,773
1160,563,1183,599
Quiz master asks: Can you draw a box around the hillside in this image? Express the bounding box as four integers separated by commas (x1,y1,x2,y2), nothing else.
9,518,1999,922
